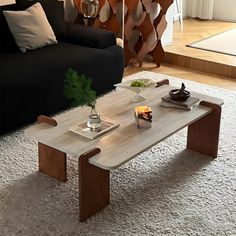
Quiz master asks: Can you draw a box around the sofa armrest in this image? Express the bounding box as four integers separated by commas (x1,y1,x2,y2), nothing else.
65,23,116,49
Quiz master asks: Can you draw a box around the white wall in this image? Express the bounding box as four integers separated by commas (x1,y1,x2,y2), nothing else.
162,3,174,46
182,0,187,17
173,0,187,22
213,0,236,22
182,0,236,22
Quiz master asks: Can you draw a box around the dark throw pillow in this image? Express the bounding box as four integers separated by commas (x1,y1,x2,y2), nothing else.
0,4,19,53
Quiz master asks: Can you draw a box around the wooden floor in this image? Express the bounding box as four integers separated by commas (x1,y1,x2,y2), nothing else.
164,19,236,78
125,62,236,92
166,18,236,66
125,19,236,92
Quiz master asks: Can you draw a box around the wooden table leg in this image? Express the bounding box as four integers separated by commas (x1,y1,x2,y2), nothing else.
38,143,67,182
79,148,110,222
187,101,222,158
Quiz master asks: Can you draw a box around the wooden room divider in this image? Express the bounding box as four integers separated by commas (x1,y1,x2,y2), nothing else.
74,0,173,67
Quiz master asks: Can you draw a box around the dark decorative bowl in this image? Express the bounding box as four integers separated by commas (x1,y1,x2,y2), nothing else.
169,89,190,101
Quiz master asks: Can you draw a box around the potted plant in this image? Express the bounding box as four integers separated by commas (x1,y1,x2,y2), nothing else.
64,68,101,131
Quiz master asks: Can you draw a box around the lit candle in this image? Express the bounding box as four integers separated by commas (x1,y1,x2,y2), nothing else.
134,106,152,128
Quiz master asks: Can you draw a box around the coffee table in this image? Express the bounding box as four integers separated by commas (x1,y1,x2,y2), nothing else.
25,79,223,222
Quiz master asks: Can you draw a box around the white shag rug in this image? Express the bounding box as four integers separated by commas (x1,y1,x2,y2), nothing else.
0,71,236,236
187,28,236,56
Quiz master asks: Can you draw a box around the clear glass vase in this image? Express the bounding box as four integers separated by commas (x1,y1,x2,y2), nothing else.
87,106,102,131
80,0,99,18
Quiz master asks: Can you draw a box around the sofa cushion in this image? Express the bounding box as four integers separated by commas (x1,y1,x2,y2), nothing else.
65,23,116,49
0,4,19,53
3,3,57,53
1,42,124,132
3,42,124,97
16,0,66,40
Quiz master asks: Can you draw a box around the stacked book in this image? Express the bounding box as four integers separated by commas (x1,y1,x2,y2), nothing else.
160,95,200,111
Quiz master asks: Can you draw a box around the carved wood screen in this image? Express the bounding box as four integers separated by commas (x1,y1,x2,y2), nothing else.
74,0,173,67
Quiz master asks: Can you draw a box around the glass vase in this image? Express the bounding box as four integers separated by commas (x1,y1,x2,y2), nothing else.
87,106,102,131
80,0,99,18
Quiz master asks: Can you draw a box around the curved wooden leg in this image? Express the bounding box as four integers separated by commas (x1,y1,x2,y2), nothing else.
187,101,222,158
79,148,110,222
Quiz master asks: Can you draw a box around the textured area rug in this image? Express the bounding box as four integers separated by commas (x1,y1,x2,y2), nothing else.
0,71,236,236
187,28,236,56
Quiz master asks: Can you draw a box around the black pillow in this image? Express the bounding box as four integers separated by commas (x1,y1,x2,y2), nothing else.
0,4,19,53
16,0,66,40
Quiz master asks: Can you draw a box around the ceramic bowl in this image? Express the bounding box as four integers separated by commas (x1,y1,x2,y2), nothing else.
169,89,190,101
114,79,156,103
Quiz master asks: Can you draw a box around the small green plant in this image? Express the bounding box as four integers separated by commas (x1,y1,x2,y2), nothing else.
64,68,96,108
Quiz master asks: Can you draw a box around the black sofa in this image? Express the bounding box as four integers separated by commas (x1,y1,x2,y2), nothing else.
0,0,124,134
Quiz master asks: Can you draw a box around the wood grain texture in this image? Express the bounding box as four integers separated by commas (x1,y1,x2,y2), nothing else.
156,79,169,87
37,115,66,182
187,101,222,158
124,0,173,67
165,52,236,78
79,148,110,222
26,84,223,170
38,143,67,182
124,63,236,92
164,19,236,78
37,115,57,127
